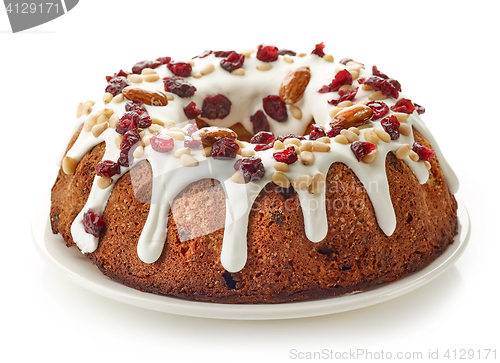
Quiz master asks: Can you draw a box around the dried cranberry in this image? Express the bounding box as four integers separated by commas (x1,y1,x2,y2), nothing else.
132,59,162,74
319,69,353,93
234,156,265,182
167,61,192,77
105,70,130,82
137,111,152,129
309,124,326,140
193,50,213,59
150,133,174,153
184,123,198,136
118,129,141,167
125,100,146,113
273,147,298,164
116,111,139,135
380,115,401,140
184,102,202,119
184,136,202,149
163,76,196,98
391,98,415,114
372,65,389,79
276,134,306,143
360,76,399,99
83,210,105,237
366,100,389,120
339,58,364,66
96,160,120,178
256,44,279,62
351,141,377,162
214,51,234,57
328,87,358,106
211,137,239,159
105,76,130,96
250,131,275,145
156,56,172,65
263,95,288,122
326,126,343,138
412,142,435,161
250,110,270,134
201,94,232,119
220,52,245,72
278,49,296,56
311,42,326,57
254,143,273,151
415,103,425,115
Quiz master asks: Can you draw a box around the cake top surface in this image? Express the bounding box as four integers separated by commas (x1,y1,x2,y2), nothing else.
62,43,459,272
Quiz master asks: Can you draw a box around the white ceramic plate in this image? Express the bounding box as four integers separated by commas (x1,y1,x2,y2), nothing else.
32,194,470,320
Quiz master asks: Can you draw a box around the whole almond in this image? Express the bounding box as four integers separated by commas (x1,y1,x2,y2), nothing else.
122,86,169,106
329,104,373,128
279,66,311,104
191,126,238,147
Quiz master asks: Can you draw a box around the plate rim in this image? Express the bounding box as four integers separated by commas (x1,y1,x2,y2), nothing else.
32,194,470,320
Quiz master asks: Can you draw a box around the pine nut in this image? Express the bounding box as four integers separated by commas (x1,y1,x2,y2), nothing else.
309,173,326,194
231,68,245,76
240,48,255,58
83,114,98,132
241,148,255,157
192,73,202,79
315,136,331,144
127,74,143,83
96,114,108,125
151,117,165,126
256,62,272,71
273,162,289,172
108,114,119,129
300,140,313,152
91,122,108,138
362,149,378,164
115,135,123,149
272,172,290,188
164,120,177,128
395,144,411,159
290,105,302,120
231,171,246,184
394,112,409,122
81,101,93,116
284,138,302,147
283,55,294,63
200,63,215,75
174,147,191,158
180,154,199,167
329,107,342,118
76,102,83,118
348,70,359,80
312,141,331,152
300,151,315,165
164,131,185,141
337,100,353,108
133,146,144,158
103,93,113,104
424,161,431,170
361,84,374,91
399,123,411,136
143,74,160,82
149,124,162,134
348,127,360,136
340,129,359,143
141,68,156,75
369,91,388,100
364,128,379,144
323,54,334,63
292,175,312,190
409,150,419,162
97,177,113,189
273,140,285,150
374,127,391,143
62,156,77,175
334,135,349,144
169,127,188,135
203,146,212,157
112,94,124,103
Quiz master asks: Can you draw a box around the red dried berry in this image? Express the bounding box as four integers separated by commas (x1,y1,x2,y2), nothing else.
311,42,326,57
105,70,130,82
150,133,174,153
256,44,279,62
211,137,239,159
116,111,139,135
137,111,152,128
351,141,378,162
250,131,275,145
156,56,171,65
132,59,162,74
360,76,400,99
380,115,401,140
105,76,130,97
254,143,273,151
328,87,358,105
220,52,245,72
276,134,306,143
183,136,202,149
263,95,288,122
163,76,196,98
278,49,296,56
372,65,388,79
214,51,234,57
250,110,270,134
339,58,364,66
185,123,198,136
201,94,232,119
309,124,326,140
118,129,141,167
366,100,389,120
273,147,298,165
83,210,105,237
96,160,120,178
391,98,415,114
415,103,425,115
167,61,192,77
412,142,435,161
125,100,146,113
234,156,266,182
193,50,213,59
183,102,202,119
326,126,343,138
319,69,353,93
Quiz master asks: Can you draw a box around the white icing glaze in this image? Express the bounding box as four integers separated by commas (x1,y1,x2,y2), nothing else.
62,46,459,272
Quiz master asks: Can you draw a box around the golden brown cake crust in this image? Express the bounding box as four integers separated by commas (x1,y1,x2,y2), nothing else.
50,127,458,304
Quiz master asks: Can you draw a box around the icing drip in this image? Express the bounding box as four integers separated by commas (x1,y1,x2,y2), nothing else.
63,49,459,273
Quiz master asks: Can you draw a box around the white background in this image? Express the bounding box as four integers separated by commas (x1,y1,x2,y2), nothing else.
1,1,499,362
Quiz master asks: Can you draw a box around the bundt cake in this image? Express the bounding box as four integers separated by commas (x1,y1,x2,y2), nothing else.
50,43,459,303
